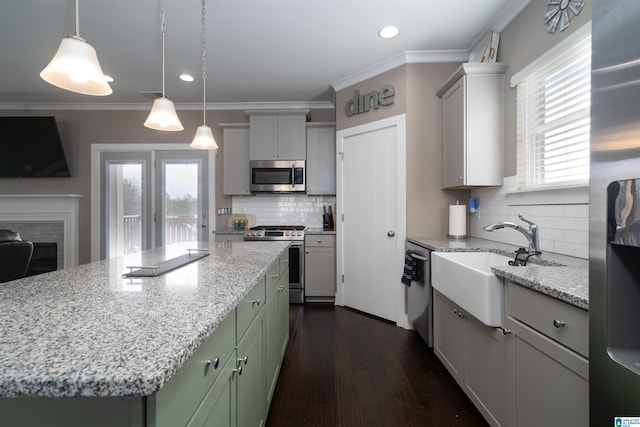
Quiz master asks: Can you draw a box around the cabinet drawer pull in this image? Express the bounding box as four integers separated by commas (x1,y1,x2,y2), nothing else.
496,327,511,335
206,357,220,369
553,319,566,328
271,274,279,279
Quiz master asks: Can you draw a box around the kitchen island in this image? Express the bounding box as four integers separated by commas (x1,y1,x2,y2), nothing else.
0,240,290,427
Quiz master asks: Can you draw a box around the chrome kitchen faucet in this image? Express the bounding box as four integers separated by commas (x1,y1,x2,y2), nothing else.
484,214,541,264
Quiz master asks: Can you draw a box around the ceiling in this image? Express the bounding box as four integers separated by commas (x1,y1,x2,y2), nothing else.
0,0,528,109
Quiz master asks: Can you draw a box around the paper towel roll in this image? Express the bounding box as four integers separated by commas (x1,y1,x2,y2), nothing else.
448,204,467,239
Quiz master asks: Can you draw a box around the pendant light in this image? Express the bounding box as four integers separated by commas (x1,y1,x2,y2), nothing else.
40,0,112,96
190,0,218,150
144,0,184,131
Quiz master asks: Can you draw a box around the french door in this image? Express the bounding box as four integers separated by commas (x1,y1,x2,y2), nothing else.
98,148,210,260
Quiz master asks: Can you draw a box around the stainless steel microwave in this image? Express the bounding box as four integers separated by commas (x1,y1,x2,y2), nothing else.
250,160,305,193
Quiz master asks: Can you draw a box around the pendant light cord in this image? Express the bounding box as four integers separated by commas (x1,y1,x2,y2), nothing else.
201,0,207,126
74,0,80,37
161,0,167,98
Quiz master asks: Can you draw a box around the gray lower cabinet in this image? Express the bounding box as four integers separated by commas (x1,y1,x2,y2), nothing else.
433,290,507,427
505,282,589,427
304,234,336,302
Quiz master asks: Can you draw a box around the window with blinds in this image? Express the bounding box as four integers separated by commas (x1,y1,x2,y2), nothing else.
515,30,591,189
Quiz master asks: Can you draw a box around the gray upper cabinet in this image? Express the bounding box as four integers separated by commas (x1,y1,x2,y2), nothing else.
437,63,506,189
306,124,336,195
248,110,308,160
221,124,251,196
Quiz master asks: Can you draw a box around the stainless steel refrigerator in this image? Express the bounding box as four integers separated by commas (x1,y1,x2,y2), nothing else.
591,1,640,425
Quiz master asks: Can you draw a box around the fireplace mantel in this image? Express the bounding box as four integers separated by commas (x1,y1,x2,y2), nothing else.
0,194,82,268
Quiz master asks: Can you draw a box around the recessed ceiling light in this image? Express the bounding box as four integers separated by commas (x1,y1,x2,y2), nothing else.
104,75,114,82
179,74,195,82
379,26,399,39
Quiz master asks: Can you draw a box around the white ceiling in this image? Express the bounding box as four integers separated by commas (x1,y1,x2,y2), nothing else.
0,0,529,109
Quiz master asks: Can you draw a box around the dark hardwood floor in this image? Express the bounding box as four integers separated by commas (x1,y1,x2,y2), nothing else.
266,304,488,427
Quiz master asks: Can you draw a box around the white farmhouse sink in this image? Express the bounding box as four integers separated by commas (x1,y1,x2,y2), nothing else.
431,252,512,327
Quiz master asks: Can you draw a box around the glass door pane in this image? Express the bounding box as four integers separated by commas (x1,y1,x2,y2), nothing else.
109,163,143,257
100,152,152,260
155,151,209,246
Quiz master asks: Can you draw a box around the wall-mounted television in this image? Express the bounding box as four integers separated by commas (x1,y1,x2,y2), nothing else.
0,116,71,178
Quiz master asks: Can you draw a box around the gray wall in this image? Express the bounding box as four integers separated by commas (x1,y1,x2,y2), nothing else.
335,62,464,238
0,108,333,264
498,0,592,176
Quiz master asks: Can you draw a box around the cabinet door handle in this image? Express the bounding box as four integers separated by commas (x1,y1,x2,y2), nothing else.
553,319,566,328
239,356,248,365
233,365,243,376
251,298,261,307
206,357,220,369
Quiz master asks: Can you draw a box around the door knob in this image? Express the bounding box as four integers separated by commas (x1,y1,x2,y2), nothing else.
387,230,395,237
201,222,207,228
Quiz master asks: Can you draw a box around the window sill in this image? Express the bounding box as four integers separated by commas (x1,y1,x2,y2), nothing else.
502,178,589,205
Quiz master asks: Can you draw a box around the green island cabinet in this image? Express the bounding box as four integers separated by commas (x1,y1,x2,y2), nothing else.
0,251,290,427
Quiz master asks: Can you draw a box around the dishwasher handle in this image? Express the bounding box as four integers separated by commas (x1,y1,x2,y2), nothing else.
410,253,428,262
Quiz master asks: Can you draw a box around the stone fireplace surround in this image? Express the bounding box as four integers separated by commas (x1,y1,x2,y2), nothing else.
0,195,81,269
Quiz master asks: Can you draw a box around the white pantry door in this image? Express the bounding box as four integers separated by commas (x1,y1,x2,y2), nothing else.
336,115,406,325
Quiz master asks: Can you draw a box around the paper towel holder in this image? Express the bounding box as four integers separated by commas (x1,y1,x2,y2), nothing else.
448,201,468,240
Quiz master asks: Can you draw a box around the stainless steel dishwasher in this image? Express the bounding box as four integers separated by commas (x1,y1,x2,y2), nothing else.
405,241,432,347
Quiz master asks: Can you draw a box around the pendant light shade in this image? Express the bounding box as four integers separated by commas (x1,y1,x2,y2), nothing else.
40,1,112,96
191,125,218,149
144,97,184,131
191,0,218,150
144,0,183,131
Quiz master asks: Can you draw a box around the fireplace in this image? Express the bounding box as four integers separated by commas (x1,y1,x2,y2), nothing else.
26,243,58,277
0,195,82,269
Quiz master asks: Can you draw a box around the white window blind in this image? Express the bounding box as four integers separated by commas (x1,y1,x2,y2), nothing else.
516,33,591,189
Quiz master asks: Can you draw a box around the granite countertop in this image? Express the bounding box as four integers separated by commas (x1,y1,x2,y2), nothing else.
305,227,336,235
214,229,245,235
0,241,289,398
408,236,588,310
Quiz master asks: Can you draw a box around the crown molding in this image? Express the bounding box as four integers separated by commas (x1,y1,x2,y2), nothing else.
332,0,531,92
0,100,335,111
331,50,468,92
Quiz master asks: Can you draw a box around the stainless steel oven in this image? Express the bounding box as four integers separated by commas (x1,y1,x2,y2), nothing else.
250,160,305,193
244,225,305,303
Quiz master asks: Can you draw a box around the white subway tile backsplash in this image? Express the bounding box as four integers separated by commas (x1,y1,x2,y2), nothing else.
565,204,589,218
232,194,337,228
470,183,590,259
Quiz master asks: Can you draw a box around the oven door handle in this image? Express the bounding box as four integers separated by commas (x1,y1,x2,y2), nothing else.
291,164,295,189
